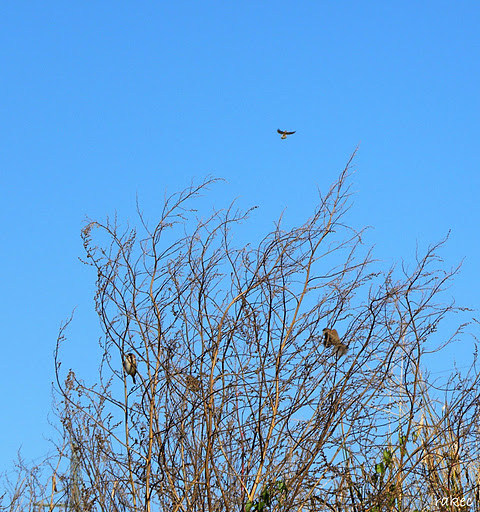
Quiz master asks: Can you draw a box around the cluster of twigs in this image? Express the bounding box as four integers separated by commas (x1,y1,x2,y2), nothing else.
2,155,479,512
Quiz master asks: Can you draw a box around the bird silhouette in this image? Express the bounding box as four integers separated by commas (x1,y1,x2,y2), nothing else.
277,129,296,139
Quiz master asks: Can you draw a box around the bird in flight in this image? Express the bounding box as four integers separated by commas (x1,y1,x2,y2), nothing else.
277,129,296,139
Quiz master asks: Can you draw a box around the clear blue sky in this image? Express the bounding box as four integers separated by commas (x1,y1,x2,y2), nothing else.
1,2,479,473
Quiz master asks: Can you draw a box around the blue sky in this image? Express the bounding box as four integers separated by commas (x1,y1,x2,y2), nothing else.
1,2,479,473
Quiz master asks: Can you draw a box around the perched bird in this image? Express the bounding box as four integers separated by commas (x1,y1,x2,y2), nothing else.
277,129,296,139
123,353,137,384
322,328,348,358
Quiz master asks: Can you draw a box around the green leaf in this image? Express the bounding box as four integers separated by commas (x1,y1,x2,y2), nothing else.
245,501,254,512
383,448,393,466
375,462,385,475
260,488,271,507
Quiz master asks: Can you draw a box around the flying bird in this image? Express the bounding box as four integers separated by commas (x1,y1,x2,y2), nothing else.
277,129,296,139
123,353,137,384
322,328,348,358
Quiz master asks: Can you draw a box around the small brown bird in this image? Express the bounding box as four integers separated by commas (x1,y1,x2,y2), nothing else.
123,353,137,384
277,129,296,139
322,328,348,357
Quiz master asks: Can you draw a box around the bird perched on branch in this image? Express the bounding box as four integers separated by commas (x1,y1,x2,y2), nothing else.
277,129,296,139
123,353,137,384
322,328,348,357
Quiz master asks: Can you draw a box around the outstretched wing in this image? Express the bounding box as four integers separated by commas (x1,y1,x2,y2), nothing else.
277,129,285,134
285,131,296,135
